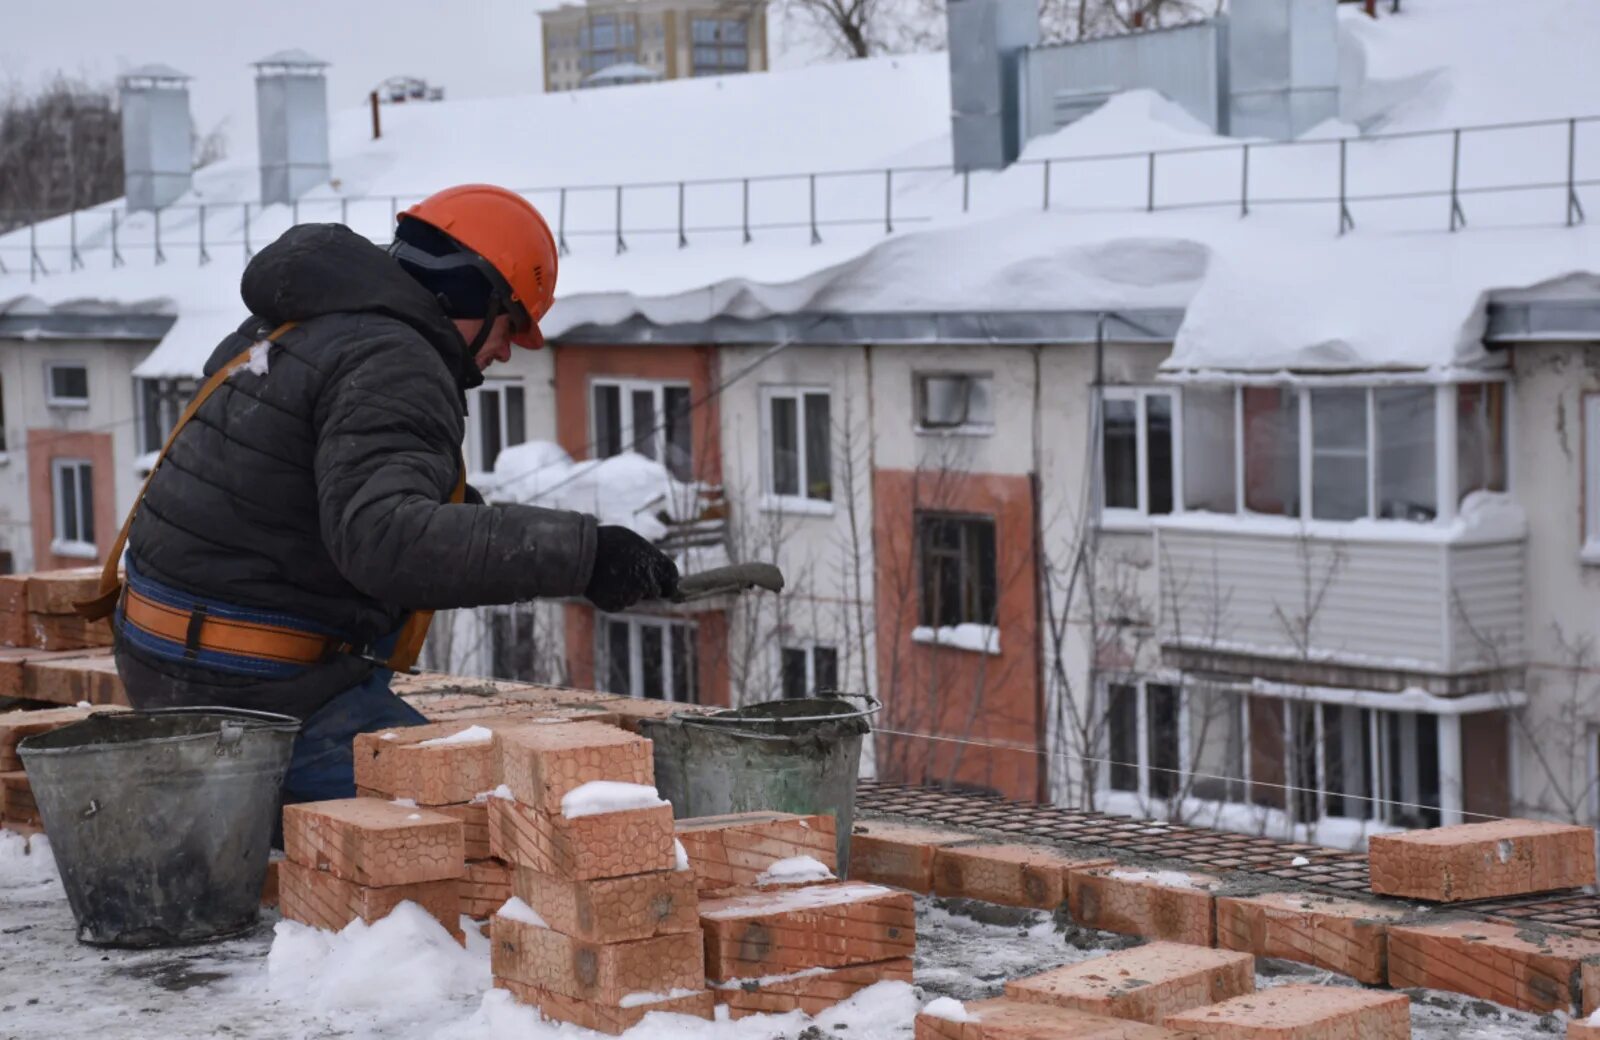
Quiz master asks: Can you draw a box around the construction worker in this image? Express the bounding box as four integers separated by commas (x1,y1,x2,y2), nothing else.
88,184,680,803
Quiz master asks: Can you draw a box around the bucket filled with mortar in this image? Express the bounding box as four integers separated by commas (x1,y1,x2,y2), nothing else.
19,707,299,947
640,693,879,877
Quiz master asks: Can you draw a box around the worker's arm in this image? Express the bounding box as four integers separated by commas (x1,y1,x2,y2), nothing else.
312,332,597,609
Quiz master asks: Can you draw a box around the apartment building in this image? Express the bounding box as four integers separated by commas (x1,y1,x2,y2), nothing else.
539,0,768,92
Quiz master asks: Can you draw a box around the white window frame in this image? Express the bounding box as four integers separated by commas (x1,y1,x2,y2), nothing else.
467,378,528,475
590,378,692,477
777,641,840,699
50,458,96,558
45,362,90,409
598,614,699,703
914,371,995,437
1583,394,1600,563
1098,678,1190,804
1100,386,1182,526
759,385,833,515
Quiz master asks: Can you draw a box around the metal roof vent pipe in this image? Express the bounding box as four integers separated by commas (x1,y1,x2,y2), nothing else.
118,65,193,213
947,0,1039,172
1227,0,1339,140
253,49,331,207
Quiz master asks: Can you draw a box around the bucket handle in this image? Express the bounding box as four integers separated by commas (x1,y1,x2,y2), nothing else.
670,692,881,730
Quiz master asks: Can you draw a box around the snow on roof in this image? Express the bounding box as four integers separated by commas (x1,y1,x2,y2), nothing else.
253,48,328,68
4,0,1599,377
119,63,191,82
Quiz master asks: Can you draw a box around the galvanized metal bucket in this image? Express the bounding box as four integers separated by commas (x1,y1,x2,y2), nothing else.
18,707,300,948
640,694,878,878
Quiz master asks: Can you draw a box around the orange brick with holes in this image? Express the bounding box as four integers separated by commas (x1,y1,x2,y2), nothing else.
277,860,462,941
1068,867,1221,947
933,844,1112,910
512,865,699,943
1387,919,1600,1014
488,796,675,880
461,858,513,919
850,820,975,891
716,959,914,1019
1163,985,1409,1039
699,881,915,980
495,721,654,814
435,801,491,860
495,976,714,1035
1215,891,1410,985
282,799,464,887
1572,1022,1600,1040
1368,819,1596,902
2,705,96,770
1006,942,1254,1025
916,998,1195,1040
351,720,509,804
676,811,838,893
490,912,705,1005
1,771,39,826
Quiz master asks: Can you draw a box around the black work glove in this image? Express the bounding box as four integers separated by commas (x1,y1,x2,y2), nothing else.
584,525,680,613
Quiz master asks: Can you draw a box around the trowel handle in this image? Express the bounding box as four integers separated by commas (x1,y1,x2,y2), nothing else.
671,562,785,603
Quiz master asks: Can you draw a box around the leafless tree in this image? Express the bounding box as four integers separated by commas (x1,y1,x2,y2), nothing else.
0,76,123,232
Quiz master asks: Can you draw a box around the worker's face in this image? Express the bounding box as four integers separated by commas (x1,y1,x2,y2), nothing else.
455,315,515,370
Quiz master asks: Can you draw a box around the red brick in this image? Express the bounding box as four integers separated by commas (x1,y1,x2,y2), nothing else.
1388,919,1600,1014
1006,942,1254,1024
715,959,914,1018
277,859,462,941
513,864,699,943
699,881,915,980
1,705,101,770
434,801,492,860
496,721,654,814
1369,819,1596,902
934,844,1113,910
490,911,704,1004
1571,1021,1600,1040
352,721,502,803
1584,958,1600,1016
24,569,102,615
1216,891,1409,986
462,858,514,920
1163,985,1409,1039
1068,867,1221,947
676,811,838,894
593,696,716,735
22,653,126,707
488,796,675,880
915,997,1194,1040
282,799,464,887
0,574,29,647
495,975,714,1035
1,771,39,825
261,859,281,908
851,820,975,892
28,612,112,651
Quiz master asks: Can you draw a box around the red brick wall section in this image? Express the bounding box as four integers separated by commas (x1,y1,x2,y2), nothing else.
26,429,115,570
870,468,1041,802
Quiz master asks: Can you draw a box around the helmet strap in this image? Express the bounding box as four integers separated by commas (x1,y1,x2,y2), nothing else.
466,294,505,358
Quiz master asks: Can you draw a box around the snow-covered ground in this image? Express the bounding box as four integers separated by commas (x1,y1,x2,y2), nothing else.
0,830,1560,1040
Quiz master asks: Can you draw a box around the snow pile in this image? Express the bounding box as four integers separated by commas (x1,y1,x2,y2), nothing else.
495,897,549,928
415,725,494,748
391,797,418,808
560,781,669,819
922,997,978,1023
0,831,58,887
618,988,704,1009
674,839,691,872
265,902,489,1015
755,856,837,886
700,883,895,920
1291,856,1311,867
486,444,702,541
1107,868,1215,891
472,784,516,804
911,624,1001,655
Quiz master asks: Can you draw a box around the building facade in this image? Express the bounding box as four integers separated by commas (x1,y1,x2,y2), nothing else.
540,0,768,92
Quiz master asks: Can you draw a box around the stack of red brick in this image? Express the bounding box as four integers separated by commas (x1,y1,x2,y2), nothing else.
0,569,113,654
487,719,715,1033
0,703,127,834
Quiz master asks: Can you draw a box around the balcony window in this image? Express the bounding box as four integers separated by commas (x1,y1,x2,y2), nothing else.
1243,387,1299,516
1182,385,1236,513
1457,382,1507,503
1102,388,1176,519
1375,387,1437,521
1310,388,1367,520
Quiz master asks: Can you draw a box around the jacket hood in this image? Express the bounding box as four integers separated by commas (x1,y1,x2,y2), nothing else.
239,223,483,391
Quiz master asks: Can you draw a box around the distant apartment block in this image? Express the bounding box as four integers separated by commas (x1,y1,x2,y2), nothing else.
539,0,768,91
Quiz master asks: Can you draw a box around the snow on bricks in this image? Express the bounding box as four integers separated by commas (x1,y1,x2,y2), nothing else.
675,811,838,894
933,844,1113,911
699,881,915,980
352,720,509,805
496,721,655,814
495,975,714,1035
281,799,465,888
1163,985,1410,1040
1215,891,1411,986
1368,819,1596,903
1387,919,1600,1014
851,820,976,892
489,910,706,1006
1068,866,1223,947
487,795,676,880
1004,942,1254,1025
715,959,915,1018
916,998,1195,1040
277,859,463,941
512,865,699,943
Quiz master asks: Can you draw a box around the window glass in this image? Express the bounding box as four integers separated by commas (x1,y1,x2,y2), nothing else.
1183,386,1236,513
1311,388,1368,520
1147,683,1181,799
1107,684,1139,793
770,396,799,496
1458,382,1507,502
803,392,831,500
1103,398,1138,510
1146,393,1174,516
1243,387,1299,516
1375,387,1437,521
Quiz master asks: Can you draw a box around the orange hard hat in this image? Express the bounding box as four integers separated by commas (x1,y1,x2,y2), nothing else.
399,184,558,350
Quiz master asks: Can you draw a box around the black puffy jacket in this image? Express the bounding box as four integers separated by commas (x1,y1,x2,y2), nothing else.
116,224,597,718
